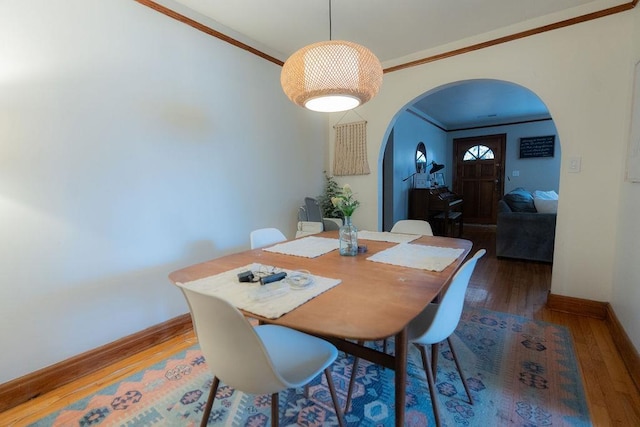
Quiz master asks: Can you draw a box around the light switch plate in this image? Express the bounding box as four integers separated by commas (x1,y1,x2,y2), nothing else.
568,156,582,173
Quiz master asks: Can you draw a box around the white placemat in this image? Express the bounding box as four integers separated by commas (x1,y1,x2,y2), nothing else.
177,264,341,319
263,236,339,258
367,243,465,272
357,230,421,243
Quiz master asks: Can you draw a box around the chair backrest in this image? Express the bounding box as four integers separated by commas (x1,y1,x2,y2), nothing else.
298,205,308,221
391,219,434,236
250,227,286,249
412,249,486,344
178,287,288,394
322,217,342,231
304,197,323,222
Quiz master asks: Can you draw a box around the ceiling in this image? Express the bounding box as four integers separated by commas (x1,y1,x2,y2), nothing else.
161,0,630,128
409,80,552,130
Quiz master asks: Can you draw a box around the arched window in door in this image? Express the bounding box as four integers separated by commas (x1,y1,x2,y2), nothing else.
463,144,495,161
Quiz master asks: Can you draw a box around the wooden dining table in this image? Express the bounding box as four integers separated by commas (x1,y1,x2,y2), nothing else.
169,230,473,426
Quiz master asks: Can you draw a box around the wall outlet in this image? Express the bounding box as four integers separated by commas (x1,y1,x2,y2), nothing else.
512,170,520,177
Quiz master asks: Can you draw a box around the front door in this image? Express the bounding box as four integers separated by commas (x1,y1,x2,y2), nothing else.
453,134,505,224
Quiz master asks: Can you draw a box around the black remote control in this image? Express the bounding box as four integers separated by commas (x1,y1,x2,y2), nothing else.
260,272,287,285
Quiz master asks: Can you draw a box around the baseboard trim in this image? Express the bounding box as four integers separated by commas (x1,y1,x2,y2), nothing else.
0,313,193,412
546,293,607,319
547,293,640,393
604,304,640,393
4,297,639,411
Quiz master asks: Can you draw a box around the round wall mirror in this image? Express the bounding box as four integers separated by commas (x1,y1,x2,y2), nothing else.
416,142,427,173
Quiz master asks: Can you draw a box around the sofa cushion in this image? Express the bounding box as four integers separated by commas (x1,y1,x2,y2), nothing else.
533,190,559,214
503,188,537,212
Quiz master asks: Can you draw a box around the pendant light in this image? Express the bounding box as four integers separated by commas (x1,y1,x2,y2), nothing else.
280,0,383,112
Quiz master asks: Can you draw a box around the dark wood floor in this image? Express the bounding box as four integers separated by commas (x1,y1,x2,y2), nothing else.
1,226,639,426
464,225,552,319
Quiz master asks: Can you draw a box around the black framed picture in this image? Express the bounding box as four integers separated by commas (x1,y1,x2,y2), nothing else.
519,135,555,158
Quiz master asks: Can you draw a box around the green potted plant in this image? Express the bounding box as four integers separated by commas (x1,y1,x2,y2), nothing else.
318,172,344,220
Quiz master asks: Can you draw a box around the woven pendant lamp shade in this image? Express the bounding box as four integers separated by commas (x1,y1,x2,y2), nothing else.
281,40,383,112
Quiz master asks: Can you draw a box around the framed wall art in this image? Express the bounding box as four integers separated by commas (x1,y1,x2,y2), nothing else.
627,60,640,182
519,135,555,158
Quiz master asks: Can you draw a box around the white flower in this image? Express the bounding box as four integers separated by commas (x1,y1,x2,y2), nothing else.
331,185,359,217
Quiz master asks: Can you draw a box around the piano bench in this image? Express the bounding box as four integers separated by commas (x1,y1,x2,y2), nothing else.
434,211,463,237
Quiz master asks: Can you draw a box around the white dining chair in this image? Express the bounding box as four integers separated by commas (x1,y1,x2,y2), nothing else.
407,249,485,426
345,249,486,427
250,227,287,249
390,219,434,236
178,287,345,427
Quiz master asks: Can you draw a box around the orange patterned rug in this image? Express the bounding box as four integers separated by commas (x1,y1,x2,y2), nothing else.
31,307,591,426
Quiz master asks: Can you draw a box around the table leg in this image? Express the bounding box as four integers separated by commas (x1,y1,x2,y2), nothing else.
395,328,407,427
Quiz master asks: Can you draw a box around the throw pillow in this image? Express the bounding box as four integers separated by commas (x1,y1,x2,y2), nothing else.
503,188,537,212
533,190,558,200
533,190,559,214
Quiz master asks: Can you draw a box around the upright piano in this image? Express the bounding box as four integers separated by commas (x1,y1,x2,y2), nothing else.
409,187,463,237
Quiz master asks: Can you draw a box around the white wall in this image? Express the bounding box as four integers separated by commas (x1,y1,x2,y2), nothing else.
392,113,447,223
328,9,637,343
0,0,326,383
610,5,640,350
449,119,560,194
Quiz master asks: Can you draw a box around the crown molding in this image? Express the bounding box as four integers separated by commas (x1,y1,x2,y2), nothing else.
133,0,284,66
384,1,637,73
135,0,637,73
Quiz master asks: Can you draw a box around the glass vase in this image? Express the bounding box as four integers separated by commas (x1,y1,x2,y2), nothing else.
339,216,358,256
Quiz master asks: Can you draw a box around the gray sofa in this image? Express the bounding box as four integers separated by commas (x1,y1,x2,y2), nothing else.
496,188,557,263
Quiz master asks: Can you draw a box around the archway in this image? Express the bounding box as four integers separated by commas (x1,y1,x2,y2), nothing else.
380,79,560,232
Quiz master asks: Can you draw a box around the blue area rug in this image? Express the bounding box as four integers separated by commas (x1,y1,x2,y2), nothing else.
31,307,591,426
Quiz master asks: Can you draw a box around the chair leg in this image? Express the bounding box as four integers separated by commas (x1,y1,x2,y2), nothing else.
271,392,279,427
324,367,346,427
416,344,442,427
447,337,473,405
200,376,219,427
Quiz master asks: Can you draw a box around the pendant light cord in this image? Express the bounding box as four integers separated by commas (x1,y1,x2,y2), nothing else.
329,0,332,40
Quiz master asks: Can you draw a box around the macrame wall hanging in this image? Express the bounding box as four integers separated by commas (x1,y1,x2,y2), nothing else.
333,120,370,176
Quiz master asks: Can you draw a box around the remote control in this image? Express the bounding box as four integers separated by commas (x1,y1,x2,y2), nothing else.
260,272,287,285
